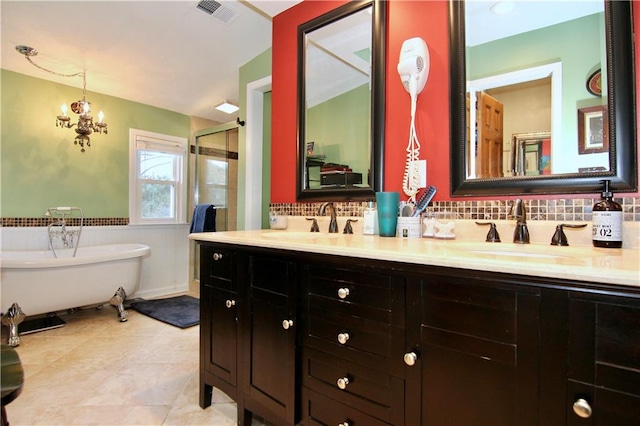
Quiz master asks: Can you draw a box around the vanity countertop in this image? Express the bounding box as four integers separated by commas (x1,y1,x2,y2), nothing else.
190,229,640,288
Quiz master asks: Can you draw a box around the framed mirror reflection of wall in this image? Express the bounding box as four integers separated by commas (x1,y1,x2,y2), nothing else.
296,0,386,201
450,0,637,196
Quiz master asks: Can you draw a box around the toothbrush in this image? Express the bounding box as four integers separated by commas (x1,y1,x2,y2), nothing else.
411,186,437,217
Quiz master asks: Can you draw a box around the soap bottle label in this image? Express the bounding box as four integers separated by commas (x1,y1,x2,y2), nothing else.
592,211,623,242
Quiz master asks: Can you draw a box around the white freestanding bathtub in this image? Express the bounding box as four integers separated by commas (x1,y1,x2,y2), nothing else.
1,243,150,321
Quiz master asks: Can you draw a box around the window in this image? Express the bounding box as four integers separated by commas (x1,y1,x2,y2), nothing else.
129,129,187,224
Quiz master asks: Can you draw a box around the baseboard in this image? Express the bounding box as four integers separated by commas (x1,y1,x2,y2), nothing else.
131,283,191,301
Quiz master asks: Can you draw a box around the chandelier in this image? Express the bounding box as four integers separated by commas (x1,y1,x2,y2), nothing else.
16,45,108,152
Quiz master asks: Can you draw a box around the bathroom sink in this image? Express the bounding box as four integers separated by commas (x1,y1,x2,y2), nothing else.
448,242,584,261
262,231,343,241
466,249,569,260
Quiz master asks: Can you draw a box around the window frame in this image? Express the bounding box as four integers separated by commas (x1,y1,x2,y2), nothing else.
129,128,188,225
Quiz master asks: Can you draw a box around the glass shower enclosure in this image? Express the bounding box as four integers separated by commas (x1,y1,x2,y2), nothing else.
191,124,239,280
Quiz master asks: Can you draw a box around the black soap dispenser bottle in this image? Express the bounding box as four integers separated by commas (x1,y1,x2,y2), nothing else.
592,180,623,248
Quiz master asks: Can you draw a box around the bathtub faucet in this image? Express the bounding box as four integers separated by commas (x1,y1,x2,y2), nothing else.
45,207,84,257
60,219,69,247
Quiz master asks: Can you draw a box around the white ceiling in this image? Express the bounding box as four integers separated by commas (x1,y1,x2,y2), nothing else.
1,0,301,123
466,0,604,46
1,1,602,123
305,5,371,108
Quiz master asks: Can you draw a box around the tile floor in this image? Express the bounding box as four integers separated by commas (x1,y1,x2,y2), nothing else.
1,287,268,426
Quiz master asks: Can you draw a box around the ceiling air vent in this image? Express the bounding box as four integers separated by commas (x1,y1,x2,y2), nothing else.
196,0,239,24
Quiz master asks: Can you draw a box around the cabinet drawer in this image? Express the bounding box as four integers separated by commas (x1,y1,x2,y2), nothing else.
250,255,295,295
307,311,392,358
303,387,391,426
200,245,234,284
307,265,396,310
568,298,640,396
302,348,404,425
567,380,640,425
422,277,517,345
308,293,391,324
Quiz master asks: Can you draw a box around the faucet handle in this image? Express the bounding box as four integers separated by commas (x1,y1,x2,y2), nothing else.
475,222,501,242
306,217,320,232
343,219,358,234
550,223,587,246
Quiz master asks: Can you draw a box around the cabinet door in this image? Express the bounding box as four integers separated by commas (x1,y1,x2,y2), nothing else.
199,244,239,408
242,255,297,424
567,296,640,425
417,275,540,426
203,286,238,386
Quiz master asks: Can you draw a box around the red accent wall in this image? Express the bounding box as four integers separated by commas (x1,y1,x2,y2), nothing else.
272,0,640,203
272,1,349,202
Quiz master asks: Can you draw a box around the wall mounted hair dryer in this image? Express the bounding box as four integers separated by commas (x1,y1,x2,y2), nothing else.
397,37,430,100
397,37,430,203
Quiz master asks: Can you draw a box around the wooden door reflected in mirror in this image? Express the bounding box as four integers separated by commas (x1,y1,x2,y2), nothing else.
450,0,637,196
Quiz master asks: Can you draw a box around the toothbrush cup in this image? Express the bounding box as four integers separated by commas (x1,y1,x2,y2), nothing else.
375,192,400,237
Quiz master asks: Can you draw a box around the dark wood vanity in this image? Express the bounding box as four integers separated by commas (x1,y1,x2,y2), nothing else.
196,238,640,426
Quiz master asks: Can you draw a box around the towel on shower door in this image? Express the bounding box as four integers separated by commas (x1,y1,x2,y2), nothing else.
190,204,216,233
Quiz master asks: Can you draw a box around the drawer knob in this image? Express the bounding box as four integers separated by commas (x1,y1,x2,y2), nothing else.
225,299,236,308
213,253,223,261
337,287,350,299
282,319,294,330
404,351,419,366
573,398,592,418
337,376,350,390
338,423,351,426
337,333,350,345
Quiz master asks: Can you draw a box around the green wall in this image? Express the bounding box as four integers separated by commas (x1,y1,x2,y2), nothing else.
1,69,190,218
239,48,272,230
467,13,605,149
306,84,371,186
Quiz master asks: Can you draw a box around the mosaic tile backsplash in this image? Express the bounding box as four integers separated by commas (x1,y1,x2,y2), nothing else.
271,196,640,222
1,218,129,227
2,197,639,227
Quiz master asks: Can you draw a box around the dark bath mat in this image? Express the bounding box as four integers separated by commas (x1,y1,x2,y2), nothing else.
131,295,199,328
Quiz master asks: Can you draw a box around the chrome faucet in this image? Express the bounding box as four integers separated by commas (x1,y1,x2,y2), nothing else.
317,202,338,233
59,219,69,247
510,199,530,244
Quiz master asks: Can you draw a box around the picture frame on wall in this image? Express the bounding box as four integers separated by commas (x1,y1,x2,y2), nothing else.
578,105,608,154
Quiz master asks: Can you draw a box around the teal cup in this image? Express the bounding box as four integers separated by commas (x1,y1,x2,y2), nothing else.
376,191,400,237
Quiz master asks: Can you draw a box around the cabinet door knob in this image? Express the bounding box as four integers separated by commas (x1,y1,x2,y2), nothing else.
282,319,294,330
404,351,419,366
338,423,351,426
213,253,223,261
225,299,235,308
337,377,350,390
337,333,350,345
337,287,350,299
573,398,593,418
